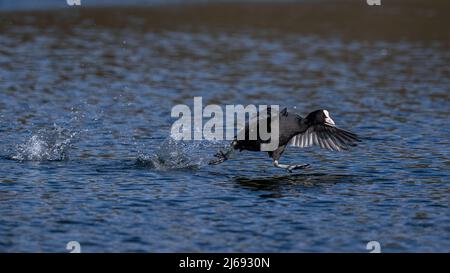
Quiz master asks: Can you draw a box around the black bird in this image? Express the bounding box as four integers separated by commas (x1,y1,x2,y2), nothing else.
209,108,361,172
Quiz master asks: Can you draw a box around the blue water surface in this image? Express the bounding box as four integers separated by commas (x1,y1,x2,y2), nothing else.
0,5,449,252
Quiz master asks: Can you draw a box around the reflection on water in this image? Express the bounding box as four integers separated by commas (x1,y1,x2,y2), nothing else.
0,2,449,252
235,173,356,192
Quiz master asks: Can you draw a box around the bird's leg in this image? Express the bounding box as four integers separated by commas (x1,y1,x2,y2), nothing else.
273,160,310,173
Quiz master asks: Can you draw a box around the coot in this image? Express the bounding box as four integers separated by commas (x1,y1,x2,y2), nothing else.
209,108,361,172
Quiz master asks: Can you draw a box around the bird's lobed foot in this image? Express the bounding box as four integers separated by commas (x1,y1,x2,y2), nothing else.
287,164,310,172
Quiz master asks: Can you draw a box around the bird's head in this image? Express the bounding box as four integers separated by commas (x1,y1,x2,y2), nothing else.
305,109,336,127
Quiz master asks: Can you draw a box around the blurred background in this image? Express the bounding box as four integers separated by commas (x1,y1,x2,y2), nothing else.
0,0,449,252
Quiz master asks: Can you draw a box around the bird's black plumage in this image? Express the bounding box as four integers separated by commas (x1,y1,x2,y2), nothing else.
209,108,361,171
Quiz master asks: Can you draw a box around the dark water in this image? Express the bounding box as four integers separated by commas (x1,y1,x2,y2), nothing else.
0,3,449,252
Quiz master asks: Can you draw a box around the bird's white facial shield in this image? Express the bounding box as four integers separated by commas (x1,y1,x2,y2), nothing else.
323,110,336,126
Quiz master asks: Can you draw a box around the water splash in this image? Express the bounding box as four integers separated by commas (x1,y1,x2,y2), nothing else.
136,136,223,170
12,125,78,161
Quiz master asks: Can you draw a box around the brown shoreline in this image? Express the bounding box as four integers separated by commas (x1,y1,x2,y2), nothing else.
0,1,449,42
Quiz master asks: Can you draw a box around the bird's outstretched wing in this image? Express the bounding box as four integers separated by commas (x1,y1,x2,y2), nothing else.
289,124,361,151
